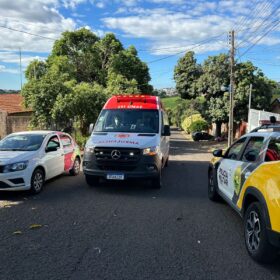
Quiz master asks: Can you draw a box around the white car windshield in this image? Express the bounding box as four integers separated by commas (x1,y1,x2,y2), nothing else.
94,109,159,133
0,134,45,151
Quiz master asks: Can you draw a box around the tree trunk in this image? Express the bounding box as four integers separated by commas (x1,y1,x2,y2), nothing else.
215,121,222,137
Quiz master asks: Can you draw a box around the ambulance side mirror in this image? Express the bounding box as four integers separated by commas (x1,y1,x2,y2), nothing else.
162,125,171,136
89,123,94,134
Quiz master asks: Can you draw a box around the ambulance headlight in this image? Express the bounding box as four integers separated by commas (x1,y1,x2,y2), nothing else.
143,146,160,156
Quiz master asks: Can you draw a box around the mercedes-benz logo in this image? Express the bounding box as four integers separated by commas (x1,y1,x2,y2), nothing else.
111,150,121,160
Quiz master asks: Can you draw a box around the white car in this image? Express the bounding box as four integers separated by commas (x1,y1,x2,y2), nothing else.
0,131,81,194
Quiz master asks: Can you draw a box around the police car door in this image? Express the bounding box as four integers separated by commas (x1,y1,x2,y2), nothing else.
217,137,247,200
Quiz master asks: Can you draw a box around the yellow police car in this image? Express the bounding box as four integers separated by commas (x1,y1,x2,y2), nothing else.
208,129,280,263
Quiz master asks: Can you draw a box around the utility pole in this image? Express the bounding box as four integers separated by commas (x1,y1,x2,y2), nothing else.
19,48,23,92
247,83,253,133
228,30,235,146
248,83,252,111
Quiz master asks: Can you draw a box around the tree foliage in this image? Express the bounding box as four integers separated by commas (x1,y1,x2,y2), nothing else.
22,28,153,133
174,52,276,136
174,51,201,99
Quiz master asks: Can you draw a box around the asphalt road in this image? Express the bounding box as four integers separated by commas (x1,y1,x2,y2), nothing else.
0,129,280,280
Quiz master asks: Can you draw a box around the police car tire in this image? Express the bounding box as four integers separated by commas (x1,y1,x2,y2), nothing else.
208,170,220,201
244,202,278,263
86,175,99,187
30,168,45,194
70,157,80,176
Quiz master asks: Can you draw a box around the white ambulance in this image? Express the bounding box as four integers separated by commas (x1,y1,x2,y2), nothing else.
83,95,170,188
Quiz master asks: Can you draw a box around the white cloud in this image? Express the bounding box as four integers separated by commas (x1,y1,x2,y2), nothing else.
0,64,19,74
0,52,46,67
103,0,280,55
0,0,77,52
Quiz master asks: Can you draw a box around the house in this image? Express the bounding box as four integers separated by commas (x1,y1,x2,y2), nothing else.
0,94,32,139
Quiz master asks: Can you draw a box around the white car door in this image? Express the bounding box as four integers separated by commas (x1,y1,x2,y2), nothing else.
43,135,65,179
217,137,247,200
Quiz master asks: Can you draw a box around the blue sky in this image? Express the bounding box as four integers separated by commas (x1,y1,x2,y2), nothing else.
0,0,280,90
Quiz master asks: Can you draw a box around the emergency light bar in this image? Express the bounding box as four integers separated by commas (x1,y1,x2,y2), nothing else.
116,95,147,103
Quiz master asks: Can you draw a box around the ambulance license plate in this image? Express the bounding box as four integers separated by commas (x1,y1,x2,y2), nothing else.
106,174,125,180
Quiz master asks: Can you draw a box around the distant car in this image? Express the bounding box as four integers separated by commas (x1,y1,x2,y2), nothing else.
0,131,81,194
192,131,214,141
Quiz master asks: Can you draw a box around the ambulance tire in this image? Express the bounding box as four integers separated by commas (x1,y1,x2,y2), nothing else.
244,202,278,263
151,172,162,189
86,175,100,187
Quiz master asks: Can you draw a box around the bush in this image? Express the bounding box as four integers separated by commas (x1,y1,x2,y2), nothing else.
181,114,206,133
189,119,208,133
72,131,88,149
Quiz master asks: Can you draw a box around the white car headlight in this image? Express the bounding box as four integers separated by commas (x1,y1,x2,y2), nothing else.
143,146,160,156
3,161,28,173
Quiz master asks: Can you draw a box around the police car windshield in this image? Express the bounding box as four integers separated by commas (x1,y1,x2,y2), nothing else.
94,109,159,133
0,134,45,151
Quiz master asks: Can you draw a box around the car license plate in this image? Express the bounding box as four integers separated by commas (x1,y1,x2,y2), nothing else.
106,174,124,180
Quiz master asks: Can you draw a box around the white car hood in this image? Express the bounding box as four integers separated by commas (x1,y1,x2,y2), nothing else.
87,132,158,149
0,151,36,165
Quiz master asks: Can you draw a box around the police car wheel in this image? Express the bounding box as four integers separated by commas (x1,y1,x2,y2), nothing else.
70,157,80,176
208,170,220,201
244,202,278,263
85,175,99,187
30,168,45,194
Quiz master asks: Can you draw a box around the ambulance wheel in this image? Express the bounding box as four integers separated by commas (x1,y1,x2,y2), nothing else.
151,172,162,189
86,175,99,187
244,202,278,263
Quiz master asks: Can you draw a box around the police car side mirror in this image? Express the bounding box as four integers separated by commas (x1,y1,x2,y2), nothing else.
162,125,171,136
213,149,223,157
244,151,257,162
89,123,94,134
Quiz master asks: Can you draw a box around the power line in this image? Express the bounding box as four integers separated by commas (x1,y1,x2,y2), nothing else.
0,25,57,41
146,32,226,64
239,20,280,59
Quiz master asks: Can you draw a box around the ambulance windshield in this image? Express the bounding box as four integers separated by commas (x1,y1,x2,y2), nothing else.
94,109,159,133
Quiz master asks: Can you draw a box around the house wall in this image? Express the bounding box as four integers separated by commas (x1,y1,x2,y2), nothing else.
6,112,32,135
0,111,7,139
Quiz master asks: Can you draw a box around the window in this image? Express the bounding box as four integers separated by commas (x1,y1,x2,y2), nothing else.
60,135,72,147
0,134,45,151
265,138,280,162
94,109,159,133
47,136,60,149
241,137,264,162
225,137,247,160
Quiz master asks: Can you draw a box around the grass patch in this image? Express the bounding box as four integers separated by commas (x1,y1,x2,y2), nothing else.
161,96,181,110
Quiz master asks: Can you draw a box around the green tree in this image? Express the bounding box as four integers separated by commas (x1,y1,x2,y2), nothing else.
110,46,152,93
52,82,107,134
106,71,138,95
22,72,71,128
174,51,202,99
23,28,153,132
25,60,47,80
